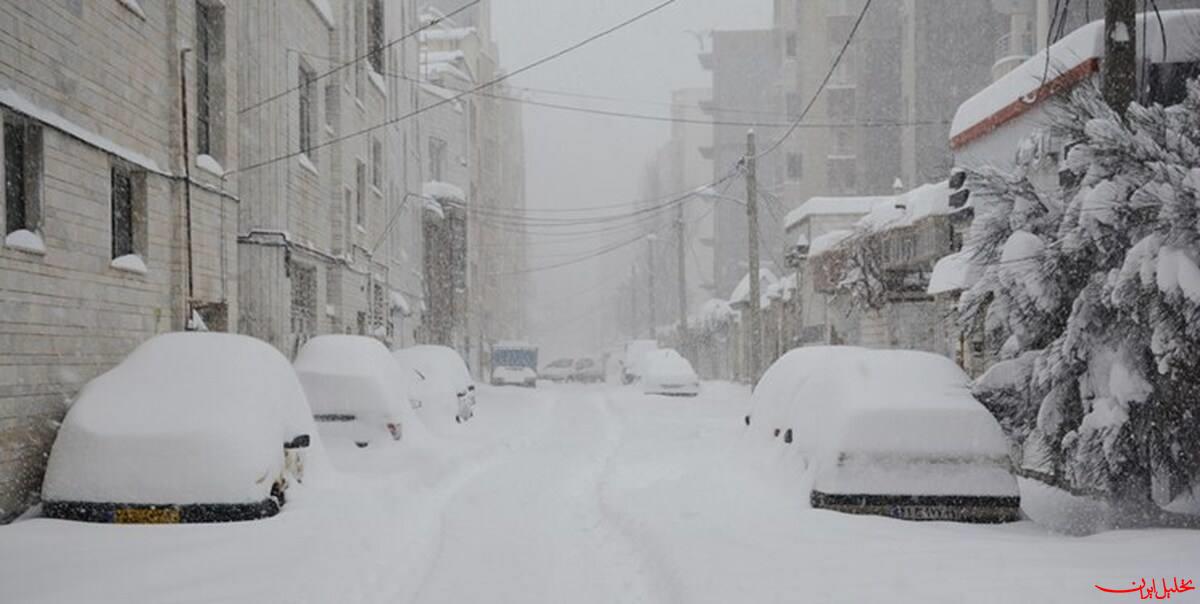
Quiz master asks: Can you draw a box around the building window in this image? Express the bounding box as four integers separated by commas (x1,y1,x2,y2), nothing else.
290,263,318,335
353,0,365,99
827,88,855,121
195,1,225,160
429,137,447,181
371,137,382,188
299,62,317,159
786,152,803,181
3,114,42,235
367,0,384,74
371,281,387,335
785,33,798,58
827,157,857,194
325,82,338,128
785,92,802,119
834,128,853,155
110,160,146,259
356,159,367,226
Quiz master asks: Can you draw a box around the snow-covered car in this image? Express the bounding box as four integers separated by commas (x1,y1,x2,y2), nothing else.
640,349,701,397
622,339,659,383
294,335,421,448
540,358,575,382
748,346,1019,523
41,333,321,524
492,365,537,387
571,357,605,383
393,345,476,424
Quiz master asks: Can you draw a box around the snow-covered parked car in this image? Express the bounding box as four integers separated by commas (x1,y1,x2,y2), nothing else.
640,349,700,397
492,365,538,387
294,336,421,448
571,357,605,383
747,346,1019,523
41,333,322,524
393,345,476,424
540,358,575,383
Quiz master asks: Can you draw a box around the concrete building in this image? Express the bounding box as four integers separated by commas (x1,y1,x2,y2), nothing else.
235,0,425,359
698,29,782,298
0,0,240,521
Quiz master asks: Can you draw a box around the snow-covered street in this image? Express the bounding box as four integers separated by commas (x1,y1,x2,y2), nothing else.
3,382,1198,604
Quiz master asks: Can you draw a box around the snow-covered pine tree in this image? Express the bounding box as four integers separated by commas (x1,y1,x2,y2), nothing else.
961,79,1200,522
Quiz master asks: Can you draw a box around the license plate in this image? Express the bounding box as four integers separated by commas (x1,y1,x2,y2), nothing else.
114,507,181,524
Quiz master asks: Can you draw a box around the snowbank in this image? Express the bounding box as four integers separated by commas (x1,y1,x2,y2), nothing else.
43,333,328,505
747,346,1015,497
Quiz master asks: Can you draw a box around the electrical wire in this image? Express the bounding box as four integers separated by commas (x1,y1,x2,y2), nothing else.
230,0,680,176
238,0,482,115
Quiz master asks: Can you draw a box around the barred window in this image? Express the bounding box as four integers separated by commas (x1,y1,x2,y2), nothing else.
290,263,318,335
195,1,225,160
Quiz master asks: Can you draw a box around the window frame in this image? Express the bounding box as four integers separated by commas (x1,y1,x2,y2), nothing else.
195,0,225,161
355,159,367,227
109,158,147,260
3,112,43,236
299,60,317,160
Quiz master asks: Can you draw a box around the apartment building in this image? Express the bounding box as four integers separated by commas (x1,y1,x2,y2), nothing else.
0,0,240,521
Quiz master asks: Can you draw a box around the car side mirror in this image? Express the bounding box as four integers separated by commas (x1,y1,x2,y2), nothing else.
285,434,311,449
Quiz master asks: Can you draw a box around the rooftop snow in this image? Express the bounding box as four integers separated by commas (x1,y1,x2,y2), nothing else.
421,27,477,42
950,10,1200,146
785,196,890,231
855,181,952,232
808,230,854,257
729,268,778,305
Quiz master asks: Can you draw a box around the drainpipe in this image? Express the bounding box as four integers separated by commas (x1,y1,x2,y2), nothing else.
180,47,195,322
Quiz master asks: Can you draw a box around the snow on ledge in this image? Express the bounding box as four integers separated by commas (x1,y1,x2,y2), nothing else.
0,87,162,174
304,0,336,28
368,70,387,96
5,229,46,255
117,0,147,20
195,154,225,177
422,181,465,203
111,254,148,275
297,153,319,177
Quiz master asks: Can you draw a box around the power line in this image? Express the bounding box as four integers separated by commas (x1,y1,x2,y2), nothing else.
395,70,950,131
238,0,482,115
230,0,680,176
754,0,874,160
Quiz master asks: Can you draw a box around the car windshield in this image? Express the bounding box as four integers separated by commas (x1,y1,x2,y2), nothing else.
6,3,1200,603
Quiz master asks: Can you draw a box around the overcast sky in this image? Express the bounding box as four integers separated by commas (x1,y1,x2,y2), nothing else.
490,0,771,357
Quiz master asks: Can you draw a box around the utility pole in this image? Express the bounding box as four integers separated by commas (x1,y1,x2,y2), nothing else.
646,234,658,339
675,201,688,357
1103,0,1137,115
745,130,762,386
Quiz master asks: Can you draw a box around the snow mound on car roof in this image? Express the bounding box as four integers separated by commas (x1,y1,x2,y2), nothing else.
43,333,329,505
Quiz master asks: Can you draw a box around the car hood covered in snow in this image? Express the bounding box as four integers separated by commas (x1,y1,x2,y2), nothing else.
43,333,328,505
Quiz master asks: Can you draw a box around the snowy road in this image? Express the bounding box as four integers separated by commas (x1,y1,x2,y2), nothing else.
3,382,1199,603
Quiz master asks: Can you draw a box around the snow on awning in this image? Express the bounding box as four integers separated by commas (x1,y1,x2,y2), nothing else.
423,198,446,220
927,249,982,296
390,290,413,316
422,181,466,203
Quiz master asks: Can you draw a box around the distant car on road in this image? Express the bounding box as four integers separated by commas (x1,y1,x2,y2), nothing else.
295,336,419,448
571,357,605,383
640,349,700,397
492,365,538,387
747,346,1019,523
491,342,539,387
41,333,318,524
541,358,575,383
393,345,476,424
622,339,659,384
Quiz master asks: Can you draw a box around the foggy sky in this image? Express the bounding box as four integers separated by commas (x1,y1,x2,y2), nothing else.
491,0,771,359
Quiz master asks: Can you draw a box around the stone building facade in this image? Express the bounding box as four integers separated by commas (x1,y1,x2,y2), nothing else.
0,0,240,520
